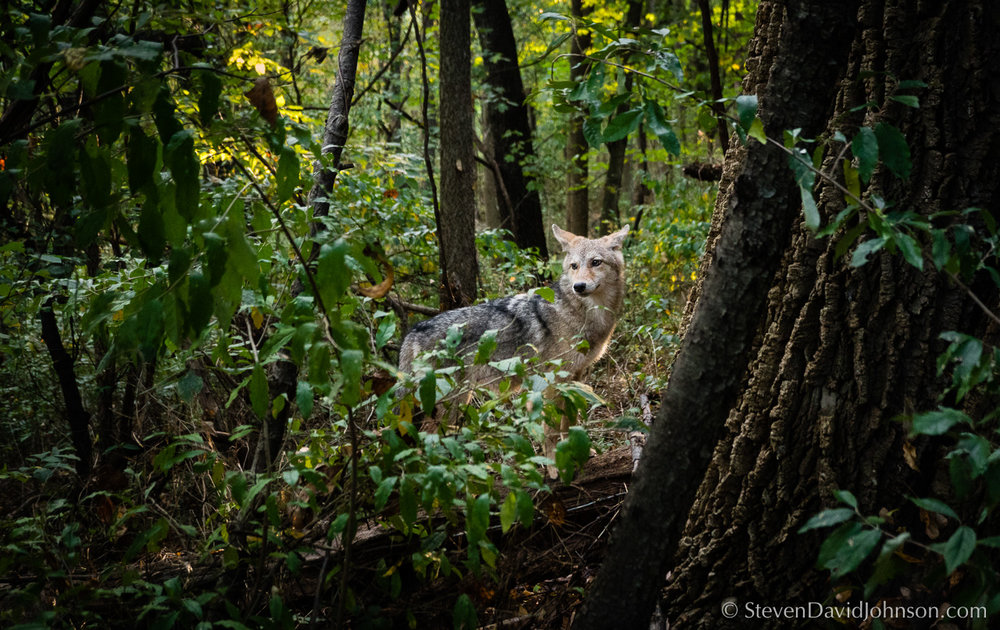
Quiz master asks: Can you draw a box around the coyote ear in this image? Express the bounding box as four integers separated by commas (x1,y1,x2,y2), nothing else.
552,224,576,251
605,223,630,250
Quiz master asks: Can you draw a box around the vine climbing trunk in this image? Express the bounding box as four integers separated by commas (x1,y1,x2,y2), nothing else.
577,0,1000,628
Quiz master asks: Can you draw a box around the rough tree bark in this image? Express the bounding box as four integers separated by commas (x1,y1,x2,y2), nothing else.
438,0,479,308
472,0,547,257
578,0,1000,628
565,0,591,237
664,1,1000,626
574,1,861,627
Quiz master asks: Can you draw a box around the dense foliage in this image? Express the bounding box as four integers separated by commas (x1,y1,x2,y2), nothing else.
0,0,757,627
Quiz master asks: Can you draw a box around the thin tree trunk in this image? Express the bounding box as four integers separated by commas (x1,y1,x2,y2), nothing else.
565,0,591,237
39,297,93,478
697,0,730,152
438,0,478,308
573,1,861,627
472,0,547,257
263,0,368,470
597,0,642,235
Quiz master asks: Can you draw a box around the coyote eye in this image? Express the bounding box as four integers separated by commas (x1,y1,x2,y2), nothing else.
590,259,602,267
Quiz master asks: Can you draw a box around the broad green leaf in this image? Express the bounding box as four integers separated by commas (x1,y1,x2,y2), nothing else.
833,489,859,509
874,122,911,180
127,126,158,193
602,108,642,143
932,525,976,575
374,476,396,511
202,232,228,287
582,116,604,148
798,508,855,533
850,236,886,267
399,481,417,527
889,95,919,108
249,363,269,419
817,522,881,578
375,316,396,350
801,187,820,231
474,330,498,365
842,160,860,202
296,381,313,419
453,593,479,630
165,130,200,220
643,100,680,156
198,70,222,126
893,232,923,270
466,493,490,549
177,370,204,404
735,94,758,131
340,349,364,407
748,118,766,144
137,192,166,259
851,127,878,183
282,468,299,487
910,407,968,436
276,146,299,202
307,342,330,387
317,240,351,308
500,492,517,533
908,496,960,521
419,371,437,417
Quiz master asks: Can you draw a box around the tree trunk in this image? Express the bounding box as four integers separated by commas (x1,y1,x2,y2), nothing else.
574,1,862,627
697,0,730,152
472,0,548,257
262,0,368,470
664,1,1000,626
578,0,1000,627
596,0,643,235
438,0,479,308
565,0,590,237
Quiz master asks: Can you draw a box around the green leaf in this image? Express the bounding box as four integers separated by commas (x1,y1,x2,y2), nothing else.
516,489,534,527
500,492,517,533
127,126,159,194
466,493,490,549
602,108,642,143
296,381,314,419
582,116,604,148
801,187,820,231
833,489,859,509
817,522,881,579
399,480,417,527
893,232,923,270
534,286,556,303
734,94,758,131
375,316,396,350
276,146,299,202
850,236,886,267
282,468,299,486
198,70,222,126
419,371,437,417
643,100,680,156
249,364,269,419
340,349,364,407
177,370,203,404
851,127,878,183
374,476,396,511
748,118,766,144
910,407,968,436
165,130,201,220
908,496,960,521
453,593,479,630
889,94,919,108
474,330,498,365
874,122,912,180
798,508,855,533
138,195,166,259
932,525,976,575
317,240,351,308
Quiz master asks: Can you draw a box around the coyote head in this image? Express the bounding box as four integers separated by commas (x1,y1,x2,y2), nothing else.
552,224,629,298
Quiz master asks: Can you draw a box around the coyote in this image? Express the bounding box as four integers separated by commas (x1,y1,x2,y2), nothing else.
398,224,629,468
